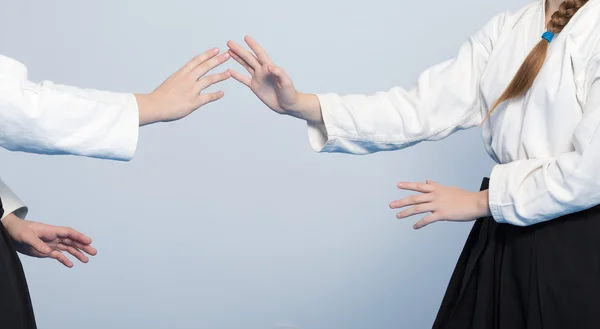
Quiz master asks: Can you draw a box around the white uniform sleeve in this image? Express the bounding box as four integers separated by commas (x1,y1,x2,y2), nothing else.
0,177,27,220
489,59,600,226
0,55,139,161
307,12,507,154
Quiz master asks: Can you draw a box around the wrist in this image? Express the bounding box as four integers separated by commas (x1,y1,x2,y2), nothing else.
287,93,323,124
2,213,21,229
135,93,161,126
476,190,492,217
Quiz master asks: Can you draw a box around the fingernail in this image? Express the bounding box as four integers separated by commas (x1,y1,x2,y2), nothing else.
224,53,230,58
213,48,219,53
41,245,50,253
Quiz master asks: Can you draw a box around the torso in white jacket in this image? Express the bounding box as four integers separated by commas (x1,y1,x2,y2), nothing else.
307,0,600,226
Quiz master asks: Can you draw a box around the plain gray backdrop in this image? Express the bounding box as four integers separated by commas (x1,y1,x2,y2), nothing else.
1,0,529,328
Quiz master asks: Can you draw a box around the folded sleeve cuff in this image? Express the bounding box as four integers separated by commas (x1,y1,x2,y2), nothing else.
108,93,139,161
306,93,344,153
489,163,511,224
489,163,527,226
0,181,28,220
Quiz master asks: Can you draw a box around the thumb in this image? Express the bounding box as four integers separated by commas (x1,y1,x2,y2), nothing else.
20,231,51,255
267,65,292,87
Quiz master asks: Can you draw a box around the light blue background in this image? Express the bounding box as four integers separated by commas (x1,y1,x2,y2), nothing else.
1,0,528,328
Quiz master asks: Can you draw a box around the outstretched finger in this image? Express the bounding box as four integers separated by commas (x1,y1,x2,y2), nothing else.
396,203,437,220
55,226,92,245
389,193,435,209
228,69,252,87
228,50,254,75
181,48,220,74
397,182,436,193
196,71,231,92
60,238,97,256
57,244,89,263
194,91,225,108
49,250,73,268
191,52,230,80
414,213,444,229
244,35,272,65
226,40,260,71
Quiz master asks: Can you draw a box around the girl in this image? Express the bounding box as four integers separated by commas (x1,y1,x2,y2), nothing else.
226,0,600,327
0,47,231,328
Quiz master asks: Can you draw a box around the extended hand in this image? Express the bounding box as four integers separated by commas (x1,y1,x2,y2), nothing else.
390,180,491,229
3,214,97,267
136,48,232,126
226,36,323,123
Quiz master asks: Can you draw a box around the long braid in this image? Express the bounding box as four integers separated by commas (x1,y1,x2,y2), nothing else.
482,0,588,123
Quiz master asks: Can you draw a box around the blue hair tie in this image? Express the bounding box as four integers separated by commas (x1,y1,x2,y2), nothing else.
542,31,555,43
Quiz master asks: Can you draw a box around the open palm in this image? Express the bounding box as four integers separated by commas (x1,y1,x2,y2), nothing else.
226,36,298,114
